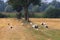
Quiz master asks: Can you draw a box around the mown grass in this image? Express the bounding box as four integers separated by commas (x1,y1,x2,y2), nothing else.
25,24,60,40
46,30,60,40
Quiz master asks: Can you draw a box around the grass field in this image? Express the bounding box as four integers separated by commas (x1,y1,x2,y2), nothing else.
30,18,60,29
0,18,60,40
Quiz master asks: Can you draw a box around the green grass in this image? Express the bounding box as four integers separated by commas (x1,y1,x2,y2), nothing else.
1,12,17,18
25,25,60,40
31,13,44,18
46,30,60,40
6,13,16,18
2,12,45,18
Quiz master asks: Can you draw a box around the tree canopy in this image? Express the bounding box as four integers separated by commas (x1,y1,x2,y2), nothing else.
8,0,41,21
44,6,60,18
8,0,41,12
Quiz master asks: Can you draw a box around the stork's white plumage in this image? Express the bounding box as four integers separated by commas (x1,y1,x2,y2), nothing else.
30,22,33,25
32,24,36,28
41,22,46,25
32,24,38,28
41,22,48,28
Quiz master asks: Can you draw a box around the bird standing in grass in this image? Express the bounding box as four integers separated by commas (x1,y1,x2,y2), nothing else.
41,22,48,28
32,24,39,30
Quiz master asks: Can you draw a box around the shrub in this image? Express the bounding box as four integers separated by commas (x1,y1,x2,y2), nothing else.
0,13,7,18
7,13,16,18
16,12,22,19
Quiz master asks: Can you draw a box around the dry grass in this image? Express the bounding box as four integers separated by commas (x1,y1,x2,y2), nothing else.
30,18,60,29
0,18,60,40
0,18,36,40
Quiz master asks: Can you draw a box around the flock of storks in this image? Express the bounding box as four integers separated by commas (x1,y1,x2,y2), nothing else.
8,22,48,30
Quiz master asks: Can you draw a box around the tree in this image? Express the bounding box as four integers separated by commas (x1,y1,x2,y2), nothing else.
8,0,41,22
4,5,13,12
44,5,60,18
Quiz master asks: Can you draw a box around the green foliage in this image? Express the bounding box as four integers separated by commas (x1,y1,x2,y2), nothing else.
8,0,41,10
44,5,60,18
45,5,55,12
0,13,7,18
8,0,41,21
5,5,13,12
7,13,16,18
16,13,22,19
28,13,44,18
32,5,40,12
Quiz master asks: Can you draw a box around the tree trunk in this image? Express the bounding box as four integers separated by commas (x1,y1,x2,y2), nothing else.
24,7,29,22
